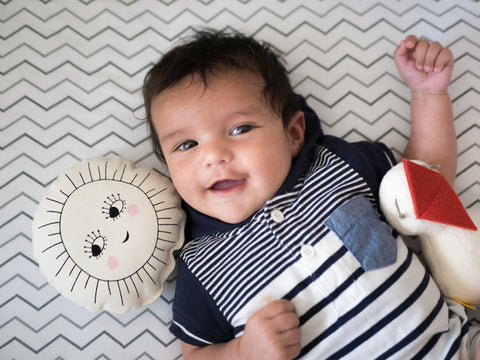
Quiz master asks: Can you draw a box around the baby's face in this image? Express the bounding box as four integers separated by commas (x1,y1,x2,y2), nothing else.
151,69,304,224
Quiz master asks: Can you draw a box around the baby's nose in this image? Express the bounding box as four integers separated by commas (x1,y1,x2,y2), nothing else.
202,141,233,167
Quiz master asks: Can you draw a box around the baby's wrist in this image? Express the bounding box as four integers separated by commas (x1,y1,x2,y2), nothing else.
410,89,450,98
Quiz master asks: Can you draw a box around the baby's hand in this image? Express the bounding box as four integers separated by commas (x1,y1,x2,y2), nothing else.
394,35,454,94
238,299,301,360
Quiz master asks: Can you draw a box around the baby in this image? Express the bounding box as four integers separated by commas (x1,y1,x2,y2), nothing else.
143,29,480,359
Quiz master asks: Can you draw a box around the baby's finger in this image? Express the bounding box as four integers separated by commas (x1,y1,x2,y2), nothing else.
423,41,443,72
279,327,302,349
404,34,418,49
272,311,300,333
413,38,430,70
434,47,454,72
260,299,295,319
279,330,302,360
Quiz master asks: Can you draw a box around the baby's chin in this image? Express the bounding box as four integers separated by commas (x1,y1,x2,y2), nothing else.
213,211,253,225
205,204,261,225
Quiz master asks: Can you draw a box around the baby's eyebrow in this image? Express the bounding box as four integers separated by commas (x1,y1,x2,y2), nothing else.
159,128,187,144
217,105,264,124
159,105,263,143
229,105,261,117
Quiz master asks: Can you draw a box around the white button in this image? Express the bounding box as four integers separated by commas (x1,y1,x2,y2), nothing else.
301,245,316,259
271,209,285,223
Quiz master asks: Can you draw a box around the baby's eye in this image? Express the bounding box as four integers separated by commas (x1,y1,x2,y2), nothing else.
231,125,253,135
102,194,125,220
84,230,107,258
176,140,198,151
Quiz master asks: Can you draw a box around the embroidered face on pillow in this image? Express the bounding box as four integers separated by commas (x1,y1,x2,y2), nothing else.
32,157,185,313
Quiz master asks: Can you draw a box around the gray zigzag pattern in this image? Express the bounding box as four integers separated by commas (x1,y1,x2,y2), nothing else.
1,0,479,358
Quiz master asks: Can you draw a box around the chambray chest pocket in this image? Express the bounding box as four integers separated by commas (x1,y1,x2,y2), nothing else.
325,195,397,271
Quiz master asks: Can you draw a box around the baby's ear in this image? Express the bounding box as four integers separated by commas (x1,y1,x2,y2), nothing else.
288,111,305,157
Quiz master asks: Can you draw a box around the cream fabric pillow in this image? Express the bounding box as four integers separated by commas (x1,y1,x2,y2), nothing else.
32,157,185,313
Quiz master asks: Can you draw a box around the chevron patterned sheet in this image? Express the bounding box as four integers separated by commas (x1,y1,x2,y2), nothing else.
1,1,480,359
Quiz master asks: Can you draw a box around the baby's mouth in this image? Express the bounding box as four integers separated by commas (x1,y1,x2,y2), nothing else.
209,179,246,191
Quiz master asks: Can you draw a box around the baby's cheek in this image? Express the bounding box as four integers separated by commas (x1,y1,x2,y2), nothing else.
127,204,140,216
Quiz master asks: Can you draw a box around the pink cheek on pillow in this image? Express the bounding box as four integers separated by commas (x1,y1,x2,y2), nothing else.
127,204,140,216
108,256,119,270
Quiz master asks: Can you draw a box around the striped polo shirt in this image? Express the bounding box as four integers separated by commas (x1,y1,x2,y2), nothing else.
169,99,470,358
170,141,468,359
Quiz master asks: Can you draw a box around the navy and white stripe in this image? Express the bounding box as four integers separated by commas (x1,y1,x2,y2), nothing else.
171,144,469,359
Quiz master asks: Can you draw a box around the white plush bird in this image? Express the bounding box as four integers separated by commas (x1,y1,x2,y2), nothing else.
379,159,480,308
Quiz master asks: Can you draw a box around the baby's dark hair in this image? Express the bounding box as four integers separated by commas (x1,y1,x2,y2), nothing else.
142,28,300,161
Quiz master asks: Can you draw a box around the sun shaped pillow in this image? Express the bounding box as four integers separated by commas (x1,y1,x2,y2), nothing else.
32,157,185,313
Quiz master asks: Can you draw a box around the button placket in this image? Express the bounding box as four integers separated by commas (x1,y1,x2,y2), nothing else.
265,206,299,255
300,244,316,259
270,209,285,224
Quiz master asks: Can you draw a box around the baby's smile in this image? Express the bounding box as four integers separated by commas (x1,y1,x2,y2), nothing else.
209,179,246,192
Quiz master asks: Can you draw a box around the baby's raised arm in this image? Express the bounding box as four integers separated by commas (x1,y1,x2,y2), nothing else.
394,35,456,185
181,299,301,360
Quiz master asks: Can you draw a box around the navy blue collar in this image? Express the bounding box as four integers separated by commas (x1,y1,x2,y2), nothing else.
183,96,323,239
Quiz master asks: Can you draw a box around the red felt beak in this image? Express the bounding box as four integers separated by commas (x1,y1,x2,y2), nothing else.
403,159,477,231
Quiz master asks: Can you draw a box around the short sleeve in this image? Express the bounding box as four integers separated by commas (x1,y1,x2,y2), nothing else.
319,135,397,200
169,259,234,347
